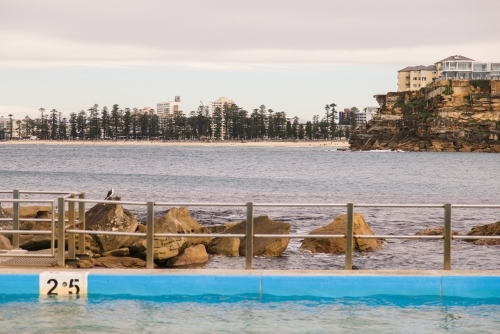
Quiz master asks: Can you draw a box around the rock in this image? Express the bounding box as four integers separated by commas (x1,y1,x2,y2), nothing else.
79,260,94,268
165,244,209,266
0,235,13,250
415,227,461,236
92,256,149,268
3,206,53,218
86,201,138,254
204,223,239,234
128,207,209,262
300,213,382,254
209,216,290,257
0,205,11,219
102,247,130,257
18,211,58,251
466,221,500,245
207,237,240,257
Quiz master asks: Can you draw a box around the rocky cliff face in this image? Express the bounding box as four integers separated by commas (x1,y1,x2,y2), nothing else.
349,80,500,152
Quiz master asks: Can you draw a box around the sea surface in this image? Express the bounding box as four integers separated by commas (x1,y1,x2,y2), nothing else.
1,144,500,270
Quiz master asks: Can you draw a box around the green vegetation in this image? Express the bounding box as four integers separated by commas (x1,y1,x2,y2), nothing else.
9,102,355,141
442,81,454,95
470,80,491,92
394,97,425,109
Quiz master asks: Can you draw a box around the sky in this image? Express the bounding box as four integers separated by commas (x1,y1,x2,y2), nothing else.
1,0,500,120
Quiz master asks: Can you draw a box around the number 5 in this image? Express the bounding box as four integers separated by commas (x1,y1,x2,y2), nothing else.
69,279,80,295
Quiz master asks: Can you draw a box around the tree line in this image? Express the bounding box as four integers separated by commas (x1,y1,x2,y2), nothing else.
1,103,360,141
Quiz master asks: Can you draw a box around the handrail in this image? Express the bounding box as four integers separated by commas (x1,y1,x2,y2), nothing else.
3,190,500,271
59,198,500,272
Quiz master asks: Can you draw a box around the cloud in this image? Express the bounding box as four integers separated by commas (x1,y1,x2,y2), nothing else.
1,0,499,69
1,30,499,69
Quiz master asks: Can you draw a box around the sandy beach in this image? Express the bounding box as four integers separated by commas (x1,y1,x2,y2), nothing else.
0,139,350,148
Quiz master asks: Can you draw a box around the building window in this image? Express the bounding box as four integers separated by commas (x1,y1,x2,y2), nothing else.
413,77,418,80
432,71,437,74
422,77,427,81
413,84,417,87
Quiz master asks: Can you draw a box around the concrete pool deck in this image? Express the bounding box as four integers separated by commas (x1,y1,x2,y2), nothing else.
1,269,500,298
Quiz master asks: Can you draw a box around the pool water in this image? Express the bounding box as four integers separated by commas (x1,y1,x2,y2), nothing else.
1,295,499,333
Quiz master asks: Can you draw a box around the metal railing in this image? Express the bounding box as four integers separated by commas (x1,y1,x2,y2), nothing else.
3,190,500,270
0,190,84,259
61,198,500,271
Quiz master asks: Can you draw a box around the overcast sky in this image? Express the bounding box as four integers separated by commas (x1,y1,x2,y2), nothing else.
1,0,499,120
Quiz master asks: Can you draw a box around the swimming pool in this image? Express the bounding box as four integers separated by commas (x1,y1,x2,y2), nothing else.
1,269,500,332
1,294,499,333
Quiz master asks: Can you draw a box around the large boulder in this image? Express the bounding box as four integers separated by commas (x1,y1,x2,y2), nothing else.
4,206,53,218
300,213,383,254
466,221,500,245
0,235,13,250
19,211,58,251
208,216,290,257
0,205,11,219
127,207,209,262
165,244,209,266
86,201,138,254
207,237,240,257
92,256,148,268
204,223,239,234
415,227,461,236
0,205,12,229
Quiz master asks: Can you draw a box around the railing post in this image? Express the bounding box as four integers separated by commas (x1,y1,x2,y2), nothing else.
245,202,254,270
51,201,56,256
78,192,86,254
12,190,21,249
68,194,76,259
12,190,20,249
345,203,354,270
146,201,154,269
57,197,65,267
444,203,452,270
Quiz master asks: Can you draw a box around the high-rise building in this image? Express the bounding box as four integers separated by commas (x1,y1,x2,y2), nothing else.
209,97,235,116
157,96,181,116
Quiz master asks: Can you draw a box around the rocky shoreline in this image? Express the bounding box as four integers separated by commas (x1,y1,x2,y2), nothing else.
1,201,499,268
0,202,381,268
349,79,500,152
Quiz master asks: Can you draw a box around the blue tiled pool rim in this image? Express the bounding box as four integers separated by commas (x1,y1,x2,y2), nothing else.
1,269,500,299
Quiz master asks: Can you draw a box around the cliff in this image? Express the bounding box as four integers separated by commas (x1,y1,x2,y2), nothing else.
349,80,500,152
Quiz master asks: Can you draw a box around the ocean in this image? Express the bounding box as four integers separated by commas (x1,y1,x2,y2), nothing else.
1,144,500,270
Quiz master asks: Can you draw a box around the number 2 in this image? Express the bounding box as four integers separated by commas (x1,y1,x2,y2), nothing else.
47,279,58,295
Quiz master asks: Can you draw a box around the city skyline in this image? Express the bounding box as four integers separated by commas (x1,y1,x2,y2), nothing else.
1,0,500,119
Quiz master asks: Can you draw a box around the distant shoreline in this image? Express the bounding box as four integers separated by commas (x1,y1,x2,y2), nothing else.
0,139,350,148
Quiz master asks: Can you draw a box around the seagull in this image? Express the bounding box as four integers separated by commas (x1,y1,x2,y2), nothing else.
104,188,114,200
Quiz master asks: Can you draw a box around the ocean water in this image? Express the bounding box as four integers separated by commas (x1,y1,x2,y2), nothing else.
0,295,499,333
1,144,500,270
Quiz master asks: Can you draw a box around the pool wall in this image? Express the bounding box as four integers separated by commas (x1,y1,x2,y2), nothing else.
2,270,500,298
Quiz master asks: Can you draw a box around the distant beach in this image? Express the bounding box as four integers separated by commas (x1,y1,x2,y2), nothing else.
0,139,349,148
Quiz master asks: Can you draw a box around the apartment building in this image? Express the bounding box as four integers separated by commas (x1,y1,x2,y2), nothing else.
436,55,500,80
209,97,235,116
398,55,500,91
157,96,181,116
355,107,378,125
397,65,438,92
